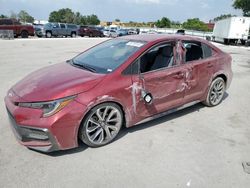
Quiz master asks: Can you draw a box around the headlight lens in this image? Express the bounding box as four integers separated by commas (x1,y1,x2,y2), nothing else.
18,95,76,117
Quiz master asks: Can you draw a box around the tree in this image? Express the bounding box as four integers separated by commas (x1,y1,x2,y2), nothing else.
49,11,60,22
48,8,74,23
213,14,235,22
74,12,82,25
49,9,100,25
85,14,100,25
0,14,7,18
183,18,209,31
233,0,250,16
155,17,171,28
115,18,120,22
18,10,34,23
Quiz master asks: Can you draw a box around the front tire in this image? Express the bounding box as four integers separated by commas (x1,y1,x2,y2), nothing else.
203,77,226,107
79,103,123,147
21,31,28,38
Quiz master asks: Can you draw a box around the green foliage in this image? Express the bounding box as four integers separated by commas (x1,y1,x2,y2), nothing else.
183,18,209,31
49,8,100,25
155,17,171,28
213,14,235,22
49,8,74,23
171,21,182,28
18,10,34,23
233,0,250,16
115,18,120,22
0,14,8,18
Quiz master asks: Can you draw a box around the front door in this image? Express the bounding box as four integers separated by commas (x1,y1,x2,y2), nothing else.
131,41,187,119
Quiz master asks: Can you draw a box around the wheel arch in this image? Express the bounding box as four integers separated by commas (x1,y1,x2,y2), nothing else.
215,73,227,85
75,99,130,145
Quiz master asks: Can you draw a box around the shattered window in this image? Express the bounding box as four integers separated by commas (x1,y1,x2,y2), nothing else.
184,42,203,62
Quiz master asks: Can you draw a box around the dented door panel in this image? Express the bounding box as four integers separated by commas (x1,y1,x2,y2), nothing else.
131,66,186,120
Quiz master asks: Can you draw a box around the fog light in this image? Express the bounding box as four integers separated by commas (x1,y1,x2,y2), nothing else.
23,128,49,140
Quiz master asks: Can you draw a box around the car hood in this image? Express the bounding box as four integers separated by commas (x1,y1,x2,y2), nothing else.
12,62,105,102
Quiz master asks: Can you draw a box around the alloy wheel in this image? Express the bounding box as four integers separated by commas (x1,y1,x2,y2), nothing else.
81,103,123,147
209,78,225,106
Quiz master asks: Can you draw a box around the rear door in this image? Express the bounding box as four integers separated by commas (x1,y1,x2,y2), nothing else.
131,41,187,118
59,23,67,36
181,41,215,102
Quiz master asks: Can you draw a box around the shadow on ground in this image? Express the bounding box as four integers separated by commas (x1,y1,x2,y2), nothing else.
45,93,229,157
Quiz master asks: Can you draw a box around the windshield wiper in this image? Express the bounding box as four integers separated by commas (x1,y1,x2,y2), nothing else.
70,60,96,73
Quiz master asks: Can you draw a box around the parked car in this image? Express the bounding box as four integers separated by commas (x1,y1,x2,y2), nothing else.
78,26,103,37
103,29,110,37
176,29,185,35
0,18,34,38
116,29,128,37
128,29,137,35
5,34,232,152
42,22,78,38
33,24,44,37
103,29,117,37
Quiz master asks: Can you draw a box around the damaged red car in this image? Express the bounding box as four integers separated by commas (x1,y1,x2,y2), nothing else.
5,35,232,152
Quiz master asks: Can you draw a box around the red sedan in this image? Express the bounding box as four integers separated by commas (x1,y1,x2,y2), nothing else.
5,35,232,152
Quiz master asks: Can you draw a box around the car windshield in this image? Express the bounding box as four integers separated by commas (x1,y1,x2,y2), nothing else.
72,39,146,74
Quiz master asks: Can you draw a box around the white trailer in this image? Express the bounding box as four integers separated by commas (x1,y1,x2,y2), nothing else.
213,17,250,45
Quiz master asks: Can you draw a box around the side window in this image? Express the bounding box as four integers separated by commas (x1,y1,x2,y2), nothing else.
60,24,66,28
122,59,139,75
140,42,175,73
53,23,59,28
184,41,203,62
0,19,12,25
201,43,212,58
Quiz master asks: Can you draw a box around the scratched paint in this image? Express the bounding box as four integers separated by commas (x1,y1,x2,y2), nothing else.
126,82,143,113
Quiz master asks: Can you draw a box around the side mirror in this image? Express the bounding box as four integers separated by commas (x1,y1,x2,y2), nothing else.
141,90,153,104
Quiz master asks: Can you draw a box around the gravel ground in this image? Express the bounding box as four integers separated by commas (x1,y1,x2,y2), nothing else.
0,38,249,188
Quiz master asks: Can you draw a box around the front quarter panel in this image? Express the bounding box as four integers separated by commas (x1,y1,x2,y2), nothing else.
75,72,134,127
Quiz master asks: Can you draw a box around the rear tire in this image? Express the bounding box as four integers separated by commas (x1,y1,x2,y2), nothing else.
79,103,123,147
46,31,52,38
203,77,226,107
21,31,28,38
71,32,76,38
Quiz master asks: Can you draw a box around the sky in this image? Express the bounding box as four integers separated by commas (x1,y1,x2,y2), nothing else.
0,0,243,22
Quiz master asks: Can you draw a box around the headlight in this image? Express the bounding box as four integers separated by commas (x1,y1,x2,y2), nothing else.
18,95,76,117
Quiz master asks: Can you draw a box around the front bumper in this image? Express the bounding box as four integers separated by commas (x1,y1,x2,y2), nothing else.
4,91,87,153
6,108,59,152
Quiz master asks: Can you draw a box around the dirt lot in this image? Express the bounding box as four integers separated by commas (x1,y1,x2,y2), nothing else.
0,38,249,188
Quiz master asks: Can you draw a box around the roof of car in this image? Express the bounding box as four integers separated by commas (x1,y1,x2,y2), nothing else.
120,34,206,43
